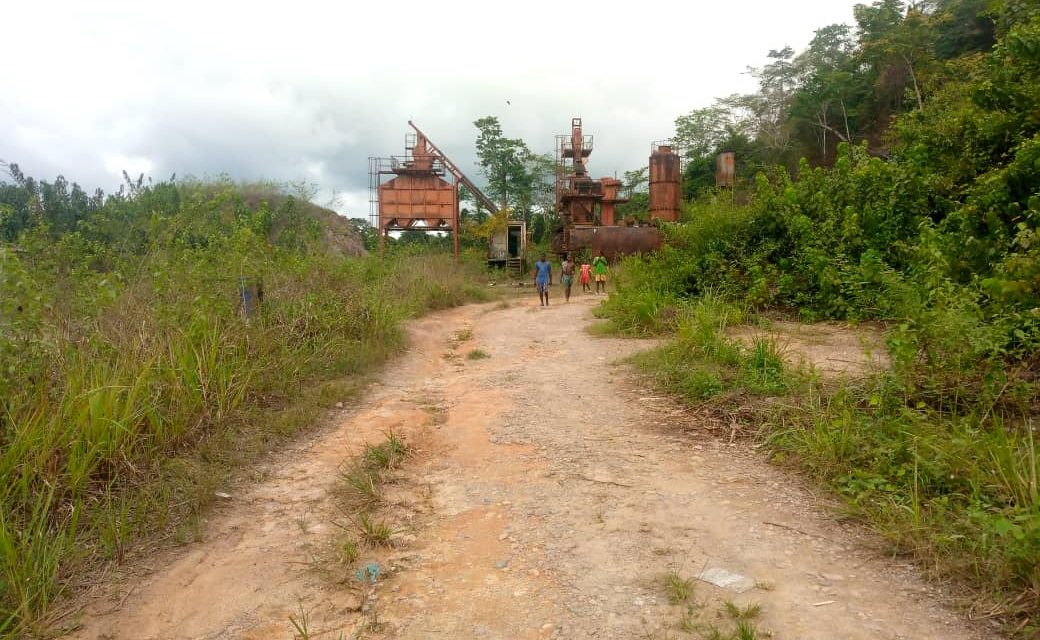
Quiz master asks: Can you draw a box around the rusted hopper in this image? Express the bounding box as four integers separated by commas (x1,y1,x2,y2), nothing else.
377,138,456,228
370,122,503,257
369,132,459,253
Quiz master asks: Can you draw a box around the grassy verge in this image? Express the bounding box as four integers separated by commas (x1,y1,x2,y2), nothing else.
763,377,1040,632
629,294,794,405
0,233,488,636
603,287,1039,636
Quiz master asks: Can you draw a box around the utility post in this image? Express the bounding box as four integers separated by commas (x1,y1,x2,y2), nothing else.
453,177,460,261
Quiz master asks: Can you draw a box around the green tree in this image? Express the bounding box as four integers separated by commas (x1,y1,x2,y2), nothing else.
531,212,547,244
345,218,379,251
933,0,996,58
674,105,746,159
791,24,867,161
623,167,649,194
523,151,557,228
473,116,532,214
855,0,935,116
740,45,800,164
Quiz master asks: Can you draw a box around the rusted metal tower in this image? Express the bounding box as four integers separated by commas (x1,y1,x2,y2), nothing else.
555,117,601,229
369,121,500,257
552,117,636,256
551,117,672,261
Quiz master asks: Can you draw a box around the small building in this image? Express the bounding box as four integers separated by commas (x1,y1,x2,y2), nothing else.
487,219,526,277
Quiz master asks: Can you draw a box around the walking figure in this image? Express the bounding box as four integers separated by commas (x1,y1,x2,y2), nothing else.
592,252,608,294
579,261,591,293
561,254,575,302
533,253,552,306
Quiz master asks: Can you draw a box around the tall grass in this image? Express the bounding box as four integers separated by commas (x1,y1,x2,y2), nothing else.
601,216,1040,632
765,382,1040,624
630,293,792,403
0,199,488,636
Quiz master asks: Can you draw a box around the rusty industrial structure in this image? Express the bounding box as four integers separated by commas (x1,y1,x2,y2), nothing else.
369,121,505,258
553,118,630,240
371,117,683,266
649,141,682,222
716,151,736,187
551,118,681,260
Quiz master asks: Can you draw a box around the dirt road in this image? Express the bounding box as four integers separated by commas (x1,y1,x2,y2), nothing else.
69,294,985,639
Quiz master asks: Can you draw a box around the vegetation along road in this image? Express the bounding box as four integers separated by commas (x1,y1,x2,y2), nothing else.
5,5,1039,637
67,295,986,639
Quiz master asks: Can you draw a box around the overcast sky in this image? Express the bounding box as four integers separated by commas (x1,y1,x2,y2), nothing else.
1,0,863,219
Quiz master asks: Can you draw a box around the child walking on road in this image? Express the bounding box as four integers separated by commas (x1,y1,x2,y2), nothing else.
533,254,552,306
592,253,608,294
561,254,575,302
579,261,591,293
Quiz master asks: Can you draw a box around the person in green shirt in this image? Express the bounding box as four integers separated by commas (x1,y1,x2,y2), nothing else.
592,253,608,294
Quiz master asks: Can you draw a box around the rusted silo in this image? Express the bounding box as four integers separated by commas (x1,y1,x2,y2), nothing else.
716,151,735,187
648,145,681,223
599,177,622,226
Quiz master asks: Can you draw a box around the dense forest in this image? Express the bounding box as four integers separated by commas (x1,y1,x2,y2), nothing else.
600,0,1040,634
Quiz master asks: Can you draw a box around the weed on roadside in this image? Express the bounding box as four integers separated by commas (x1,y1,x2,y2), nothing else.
466,348,490,360
356,512,395,547
630,294,799,411
363,432,409,472
671,598,768,640
340,466,381,508
339,432,411,508
679,605,700,632
337,537,360,565
585,320,617,336
663,571,695,604
723,601,762,622
289,600,312,639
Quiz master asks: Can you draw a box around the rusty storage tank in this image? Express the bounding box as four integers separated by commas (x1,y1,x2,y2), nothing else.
648,144,681,223
716,151,735,187
552,225,662,261
599,177,622,226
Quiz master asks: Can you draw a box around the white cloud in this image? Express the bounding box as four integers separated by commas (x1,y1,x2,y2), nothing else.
0,0,863,218
103,154,154,179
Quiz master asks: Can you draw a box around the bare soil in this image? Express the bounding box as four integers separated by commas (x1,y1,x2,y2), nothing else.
67,294,986,639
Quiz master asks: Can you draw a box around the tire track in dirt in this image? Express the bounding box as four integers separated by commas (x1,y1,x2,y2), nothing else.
68,295,987,639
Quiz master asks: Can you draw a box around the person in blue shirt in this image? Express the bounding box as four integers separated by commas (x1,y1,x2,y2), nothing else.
533,254,552,306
